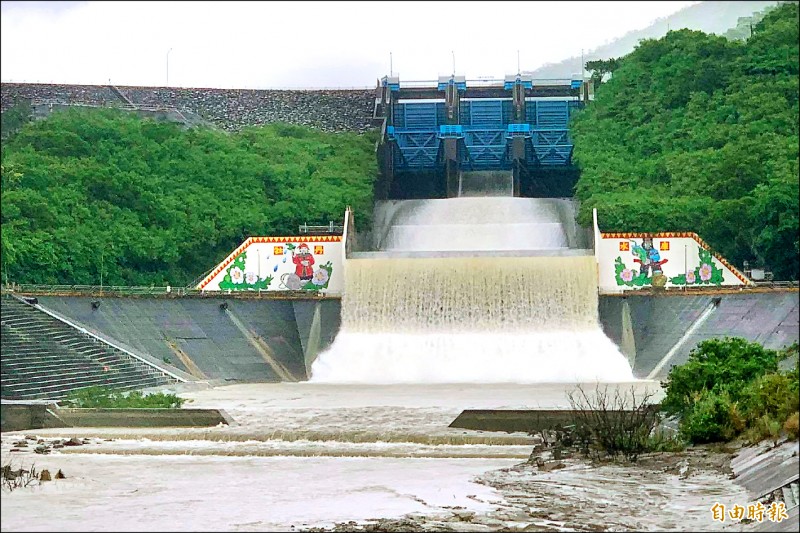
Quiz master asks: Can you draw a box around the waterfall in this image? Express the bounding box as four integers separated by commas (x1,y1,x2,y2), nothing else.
310,197,635,383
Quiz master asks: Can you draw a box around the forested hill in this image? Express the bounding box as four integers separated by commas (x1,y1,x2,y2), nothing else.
527,1,780,79
572,2,799,281
0,113,377,286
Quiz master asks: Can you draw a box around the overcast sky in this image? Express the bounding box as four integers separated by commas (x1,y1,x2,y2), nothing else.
1,1,697,89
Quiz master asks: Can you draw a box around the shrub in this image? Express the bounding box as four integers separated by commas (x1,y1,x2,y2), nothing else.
63,386,185,408
783,412,799,440
744,415,785,445
566,384,663,461
661,337,781,416
739,372,800,425
678,389,738,444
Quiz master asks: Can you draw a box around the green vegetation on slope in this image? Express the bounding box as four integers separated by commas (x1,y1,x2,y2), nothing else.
1,109,377,286
661,338,799,444
573,2,799,280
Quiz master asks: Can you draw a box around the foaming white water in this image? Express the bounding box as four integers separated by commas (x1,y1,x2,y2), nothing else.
312,331,634,383
384,223,567,252
311,255,634,383
379,198,567,225
377,197,576,252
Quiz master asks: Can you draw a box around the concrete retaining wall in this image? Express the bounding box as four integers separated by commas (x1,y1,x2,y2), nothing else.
16,291,797,384
32,295,340,383
1,402,64,432
448,408,658,434
0,403,232,431
599,291,799,379
53,408,233,428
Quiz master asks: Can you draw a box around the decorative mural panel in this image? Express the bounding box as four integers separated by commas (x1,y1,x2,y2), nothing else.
597,232,749,293
197,236,343,294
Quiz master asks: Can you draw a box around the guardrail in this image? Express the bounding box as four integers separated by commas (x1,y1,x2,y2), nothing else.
601,281,799,296
393,78,581,89
298,222,344,234
2,285,341,299
9,284,180,295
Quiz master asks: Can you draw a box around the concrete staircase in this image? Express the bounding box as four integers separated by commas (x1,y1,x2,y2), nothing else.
108,84,135,106
1,295,178,400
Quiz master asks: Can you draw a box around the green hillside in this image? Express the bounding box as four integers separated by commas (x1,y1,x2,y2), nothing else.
1,110,377,286
572,2,799,280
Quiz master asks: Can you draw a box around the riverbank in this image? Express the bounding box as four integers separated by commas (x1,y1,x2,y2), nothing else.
301,443,750,532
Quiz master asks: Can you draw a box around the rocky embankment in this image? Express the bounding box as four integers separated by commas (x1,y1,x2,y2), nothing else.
301,439,800,532
1,83,375,133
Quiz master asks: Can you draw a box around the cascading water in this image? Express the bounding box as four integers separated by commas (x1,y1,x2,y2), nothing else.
310,190,635,383
381,198,571,252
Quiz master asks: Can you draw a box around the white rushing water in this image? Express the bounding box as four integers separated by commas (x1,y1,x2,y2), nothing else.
379,197,573,252
311,196,635,383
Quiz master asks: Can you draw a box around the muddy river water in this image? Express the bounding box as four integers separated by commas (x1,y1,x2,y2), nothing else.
0,382,748,531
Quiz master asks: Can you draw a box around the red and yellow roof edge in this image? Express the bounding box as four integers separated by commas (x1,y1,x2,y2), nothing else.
197,236,343,290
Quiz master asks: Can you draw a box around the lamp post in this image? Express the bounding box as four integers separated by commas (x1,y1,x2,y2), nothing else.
166,48,173,87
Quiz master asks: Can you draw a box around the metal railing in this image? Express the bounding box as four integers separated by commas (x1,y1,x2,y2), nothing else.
185,267,217,290
392,78,580,89
298,222,344,234
601,280,799,296
10,284,180,295
2,284,341,299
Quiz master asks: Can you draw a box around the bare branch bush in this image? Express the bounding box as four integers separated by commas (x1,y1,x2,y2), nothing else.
1,455,41,492
566,384,664,462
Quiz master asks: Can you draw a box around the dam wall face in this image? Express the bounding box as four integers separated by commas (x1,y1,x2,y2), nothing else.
24,291,798,383
31,296,341,383
598,291,799,380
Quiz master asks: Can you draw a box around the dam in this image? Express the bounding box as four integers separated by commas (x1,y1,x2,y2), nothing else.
1,74,797,398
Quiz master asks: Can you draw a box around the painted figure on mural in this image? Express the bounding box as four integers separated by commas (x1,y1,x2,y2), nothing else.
292,243,315,281
631,237,669,287
632,237,667,277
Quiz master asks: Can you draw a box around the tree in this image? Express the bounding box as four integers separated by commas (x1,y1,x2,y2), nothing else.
585,58,621,90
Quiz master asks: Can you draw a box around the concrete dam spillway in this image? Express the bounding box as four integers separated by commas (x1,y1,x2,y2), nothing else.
310,190,636,383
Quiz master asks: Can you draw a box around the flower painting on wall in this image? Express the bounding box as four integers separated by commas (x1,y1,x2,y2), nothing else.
218,251,273,291
614,237,725,288
217,244,334,292
669,248,725,286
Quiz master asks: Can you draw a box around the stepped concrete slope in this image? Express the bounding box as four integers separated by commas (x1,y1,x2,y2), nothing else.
1,295,178,400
